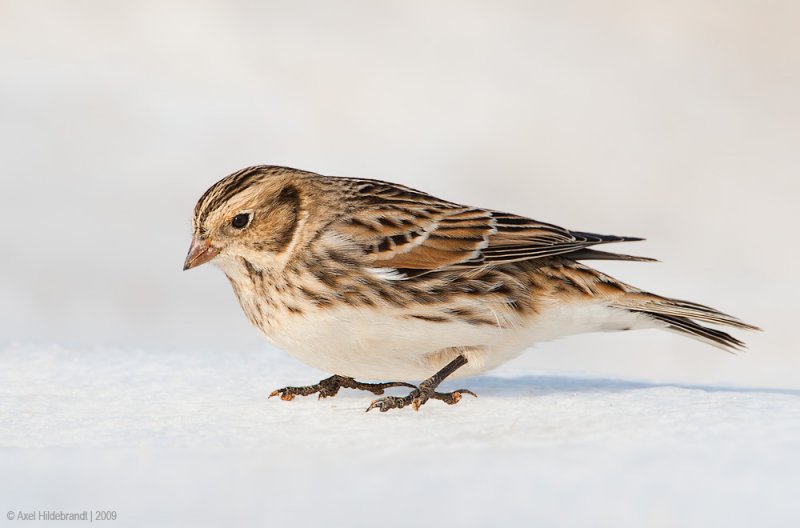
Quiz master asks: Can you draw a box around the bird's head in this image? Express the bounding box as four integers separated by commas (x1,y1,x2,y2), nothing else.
183,166,308,271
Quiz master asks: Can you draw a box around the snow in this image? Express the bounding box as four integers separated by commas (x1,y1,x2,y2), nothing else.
2,343,799,527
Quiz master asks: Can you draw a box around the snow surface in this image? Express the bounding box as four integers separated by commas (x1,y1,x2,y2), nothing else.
2,343,799,527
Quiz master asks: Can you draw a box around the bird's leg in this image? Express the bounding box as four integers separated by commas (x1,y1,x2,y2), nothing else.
366,355,476,413
269,374,415,401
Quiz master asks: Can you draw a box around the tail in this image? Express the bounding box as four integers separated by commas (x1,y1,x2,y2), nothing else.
611,294,761,352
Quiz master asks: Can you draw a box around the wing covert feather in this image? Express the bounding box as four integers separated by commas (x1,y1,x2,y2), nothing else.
326,178,645,272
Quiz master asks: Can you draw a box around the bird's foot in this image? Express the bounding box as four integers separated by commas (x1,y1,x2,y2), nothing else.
366,383,477,413
269,375,415,401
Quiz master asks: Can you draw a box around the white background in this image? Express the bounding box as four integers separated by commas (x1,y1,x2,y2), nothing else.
1,0,797,386
1,1,798,526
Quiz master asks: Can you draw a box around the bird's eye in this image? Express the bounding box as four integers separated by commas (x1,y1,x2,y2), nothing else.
231,213,250,229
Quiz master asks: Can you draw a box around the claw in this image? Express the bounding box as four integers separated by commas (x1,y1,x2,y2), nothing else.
411,394,429,411
447,389,478,404
366,395,407,413
269,389,296,401
444,389,478,403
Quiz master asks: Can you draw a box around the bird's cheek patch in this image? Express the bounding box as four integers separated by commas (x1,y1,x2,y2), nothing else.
271,208,299,253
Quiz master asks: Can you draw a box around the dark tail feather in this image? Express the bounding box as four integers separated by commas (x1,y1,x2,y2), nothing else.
651,314,747,351
613,295,761,352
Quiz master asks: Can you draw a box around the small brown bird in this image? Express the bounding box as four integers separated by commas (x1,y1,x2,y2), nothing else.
184,165,758,412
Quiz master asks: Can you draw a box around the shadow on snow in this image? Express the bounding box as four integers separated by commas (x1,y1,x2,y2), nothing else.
441,374,800,398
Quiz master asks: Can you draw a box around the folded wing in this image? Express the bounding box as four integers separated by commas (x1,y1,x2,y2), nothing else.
330,178,651,273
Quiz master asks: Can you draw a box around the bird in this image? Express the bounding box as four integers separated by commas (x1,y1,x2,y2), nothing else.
183,165,759,412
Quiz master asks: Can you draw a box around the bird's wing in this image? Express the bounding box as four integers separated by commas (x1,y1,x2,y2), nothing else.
329,178,647,273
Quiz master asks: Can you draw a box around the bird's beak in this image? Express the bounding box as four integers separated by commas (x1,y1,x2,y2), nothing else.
183,236,220,270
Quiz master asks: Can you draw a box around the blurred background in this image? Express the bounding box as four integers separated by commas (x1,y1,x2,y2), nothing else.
1,0,797,387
